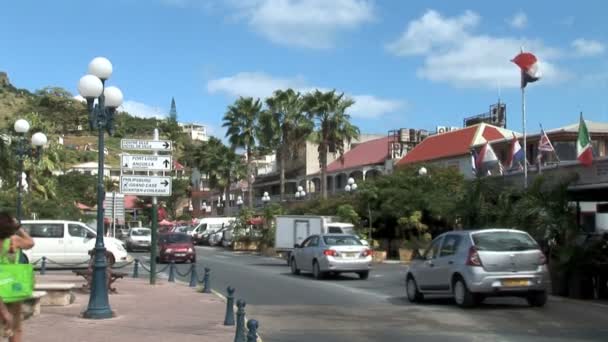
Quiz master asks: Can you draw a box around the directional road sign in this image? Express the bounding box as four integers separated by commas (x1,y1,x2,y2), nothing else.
120,139,172,151
121,155,172,171
120,176,172,196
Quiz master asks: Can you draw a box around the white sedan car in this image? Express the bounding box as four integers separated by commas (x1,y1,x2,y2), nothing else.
290,234,372,280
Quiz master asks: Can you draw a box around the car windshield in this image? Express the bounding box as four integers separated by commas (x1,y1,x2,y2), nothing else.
323,236,362,246
161,234,192,244
131,229,150,236
472,231,539,251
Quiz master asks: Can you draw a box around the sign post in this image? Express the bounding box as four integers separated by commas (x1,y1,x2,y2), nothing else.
119,131,172,285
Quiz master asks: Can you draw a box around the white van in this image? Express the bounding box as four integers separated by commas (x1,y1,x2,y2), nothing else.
192,217,236,246
21,220,130,268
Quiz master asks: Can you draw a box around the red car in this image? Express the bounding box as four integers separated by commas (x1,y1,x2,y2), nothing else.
157,232,196,263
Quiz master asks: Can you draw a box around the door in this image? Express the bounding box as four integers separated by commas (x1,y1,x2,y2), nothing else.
66,223,95,264
21,222,66,264
294,236,314,271
294,220,310,248
416,237,443,291
431,234,463,291
301,235,320,270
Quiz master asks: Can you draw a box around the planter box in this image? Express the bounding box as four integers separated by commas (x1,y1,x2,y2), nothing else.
233,241,259,251
372,251,387,263
399,248,413,263
261,247,276,257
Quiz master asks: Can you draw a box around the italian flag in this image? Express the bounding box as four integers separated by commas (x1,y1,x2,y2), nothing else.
577,113,593,167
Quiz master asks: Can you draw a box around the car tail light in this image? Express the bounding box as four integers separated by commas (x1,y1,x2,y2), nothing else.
323,250,337,257
466,246,483,267
539,253,547,265
361,249,372,257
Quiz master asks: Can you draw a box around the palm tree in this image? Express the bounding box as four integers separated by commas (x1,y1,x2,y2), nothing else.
193,137,246,208
223,97,262,208
259,89,313,201
303,90,359,199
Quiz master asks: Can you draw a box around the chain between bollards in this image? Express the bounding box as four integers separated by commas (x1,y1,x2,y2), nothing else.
224,286,235,326
203,267,211,293
168,261,176,282
234,300,246,342
132,259,139,278
246,319,259,342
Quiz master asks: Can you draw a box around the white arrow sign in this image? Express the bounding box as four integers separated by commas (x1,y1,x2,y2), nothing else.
121,139,172,151
120,176,172,196
121,155,172,171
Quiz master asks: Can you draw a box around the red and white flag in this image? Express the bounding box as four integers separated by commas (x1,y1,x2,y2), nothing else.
538,128,555,152
512,51,541,88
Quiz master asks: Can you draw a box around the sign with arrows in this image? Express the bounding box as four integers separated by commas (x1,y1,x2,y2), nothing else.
121,155,172,171
120,139,172,151
120,176,172,196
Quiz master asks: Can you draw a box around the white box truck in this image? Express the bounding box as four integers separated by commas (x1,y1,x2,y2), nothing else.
274,215,356,265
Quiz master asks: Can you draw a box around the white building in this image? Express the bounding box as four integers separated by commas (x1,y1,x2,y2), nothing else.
180,123,209,142
67,162,121,181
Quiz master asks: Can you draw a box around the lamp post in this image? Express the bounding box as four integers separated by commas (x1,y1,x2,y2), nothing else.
418,167,428,177
262,192,270,207
344,177,357,193
295,186,306,200
78,56,123,319
13,119,47,223
236,195,244,212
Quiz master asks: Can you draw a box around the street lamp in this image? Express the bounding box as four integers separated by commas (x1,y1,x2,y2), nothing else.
78,56,123,319
13,119,46,223
262,191,270,207
345,177,357,193
418,167,428,176
236,195,244,212
295,186,306,200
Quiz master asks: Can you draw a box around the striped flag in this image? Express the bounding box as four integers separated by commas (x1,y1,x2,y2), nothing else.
577,113,593,167
512,51,541,88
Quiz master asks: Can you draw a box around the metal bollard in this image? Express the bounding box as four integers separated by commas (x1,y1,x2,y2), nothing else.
203,267,211,293
133,259,140,278
189,264,197,287
40,256,47,275
234,300,246,342
246,319,259,342
224,286,235,326
168,261,176,282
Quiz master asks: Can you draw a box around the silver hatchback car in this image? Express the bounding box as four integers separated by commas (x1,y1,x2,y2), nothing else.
405,229,550,308
290,234,372,280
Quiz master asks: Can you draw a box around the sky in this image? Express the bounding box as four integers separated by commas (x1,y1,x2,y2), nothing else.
1,0,608,138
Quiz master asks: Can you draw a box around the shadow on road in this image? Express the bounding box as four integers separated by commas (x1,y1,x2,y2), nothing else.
249,262,288,267
387,295,534,310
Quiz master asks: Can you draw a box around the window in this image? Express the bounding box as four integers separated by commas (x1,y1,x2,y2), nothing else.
323,236,362,246
68,224,89,238
472,231,539,251
423,238,442,260
23,224,64,238
301,236,315,248
309,236,319,247
440,235,462,257
130,229,151,236
328,227,342,234
160,233,192,244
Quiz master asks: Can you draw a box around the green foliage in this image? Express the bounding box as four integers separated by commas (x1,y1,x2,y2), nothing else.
336,204,360,226
56,172,97,206
165,178,191,219
192,137,246,195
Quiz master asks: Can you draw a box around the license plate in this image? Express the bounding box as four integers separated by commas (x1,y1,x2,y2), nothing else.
502,279,529,287
175,253,186,257
343,252,357,258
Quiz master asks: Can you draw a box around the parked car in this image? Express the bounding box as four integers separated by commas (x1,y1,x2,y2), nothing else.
172,225,195,235
126,227,152,252
191,217,236,245
290,234,372,280
156,232,196,264
405,229,550,308
20,220,130,268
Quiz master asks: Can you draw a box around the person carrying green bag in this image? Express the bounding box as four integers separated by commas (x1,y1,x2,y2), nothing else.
0,211,34,342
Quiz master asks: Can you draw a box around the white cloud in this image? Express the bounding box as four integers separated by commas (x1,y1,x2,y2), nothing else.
207,72,404,118
507,12,527,29
119,100,167,119
387,10,567,88
572,38,605,56
164,0,375,49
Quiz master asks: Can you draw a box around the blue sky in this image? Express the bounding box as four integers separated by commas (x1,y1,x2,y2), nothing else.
1,0,607,138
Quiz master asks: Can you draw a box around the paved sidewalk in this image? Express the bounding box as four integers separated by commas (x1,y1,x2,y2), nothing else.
24,273,234,342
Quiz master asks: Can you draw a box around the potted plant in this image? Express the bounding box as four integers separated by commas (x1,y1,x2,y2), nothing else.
397,211,429,263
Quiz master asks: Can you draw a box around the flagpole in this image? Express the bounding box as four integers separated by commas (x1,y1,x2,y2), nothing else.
522,80,528,189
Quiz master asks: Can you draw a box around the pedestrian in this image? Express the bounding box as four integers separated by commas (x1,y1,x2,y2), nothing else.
0,211,35,342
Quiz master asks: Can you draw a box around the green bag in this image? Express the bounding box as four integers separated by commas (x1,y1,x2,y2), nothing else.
0,239,34,303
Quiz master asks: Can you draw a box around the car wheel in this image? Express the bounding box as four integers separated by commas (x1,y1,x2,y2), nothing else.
406,276,424,303
453,277,477,308
312,261,324,280
526,291,547,307
290,258,300,275
358,271,369,280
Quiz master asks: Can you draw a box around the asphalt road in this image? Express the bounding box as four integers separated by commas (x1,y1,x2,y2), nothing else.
131,247,608,342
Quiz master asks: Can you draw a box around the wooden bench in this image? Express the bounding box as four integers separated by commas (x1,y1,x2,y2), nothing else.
34,283,76,306
72,269,127,293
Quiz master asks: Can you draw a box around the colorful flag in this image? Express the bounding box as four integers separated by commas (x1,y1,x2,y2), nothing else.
471,149,478,175
577,113,593,167
506,133,525,169
476,142,499,170
538,128,555,152
512,51,541,88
